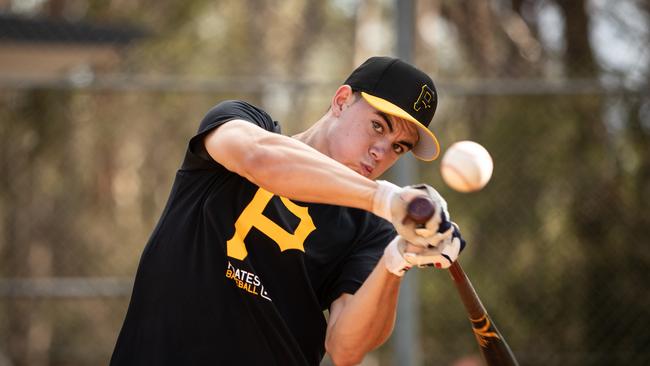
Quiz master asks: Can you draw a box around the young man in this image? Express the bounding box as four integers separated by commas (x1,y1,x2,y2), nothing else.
110,56,464,366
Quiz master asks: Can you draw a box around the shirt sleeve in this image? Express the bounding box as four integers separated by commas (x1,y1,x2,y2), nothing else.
181,100,281,171
324,214,396,308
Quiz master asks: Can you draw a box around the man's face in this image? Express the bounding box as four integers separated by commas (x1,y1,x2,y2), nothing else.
327,96,419,180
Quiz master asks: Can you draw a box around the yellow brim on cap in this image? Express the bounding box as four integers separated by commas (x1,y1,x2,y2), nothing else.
361,92,440,161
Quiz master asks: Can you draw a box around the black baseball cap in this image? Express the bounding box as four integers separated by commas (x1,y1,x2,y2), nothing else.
344,56,440,161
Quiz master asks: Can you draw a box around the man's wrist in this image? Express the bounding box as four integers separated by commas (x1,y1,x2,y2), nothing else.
372,180,400,222
384,236,411,277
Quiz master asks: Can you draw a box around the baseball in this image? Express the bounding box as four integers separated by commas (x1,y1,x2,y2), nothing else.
440,140,493,192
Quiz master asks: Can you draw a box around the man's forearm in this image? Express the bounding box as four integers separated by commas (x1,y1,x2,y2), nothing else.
326,256,401,365
205,121,377,211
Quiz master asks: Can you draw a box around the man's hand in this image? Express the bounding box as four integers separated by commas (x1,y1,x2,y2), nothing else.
373,181,448,247
384,224,466,276
384,236,413,276
402,222,465,269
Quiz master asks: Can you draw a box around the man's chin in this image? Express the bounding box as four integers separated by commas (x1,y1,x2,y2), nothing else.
357,169,373,179
362,170,380,180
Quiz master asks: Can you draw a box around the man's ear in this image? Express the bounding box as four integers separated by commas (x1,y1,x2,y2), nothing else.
331,85,354,117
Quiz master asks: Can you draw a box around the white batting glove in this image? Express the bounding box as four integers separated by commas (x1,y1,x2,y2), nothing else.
384,236,412,277
373,181,447,247
384,225,465,276
403,223,465,269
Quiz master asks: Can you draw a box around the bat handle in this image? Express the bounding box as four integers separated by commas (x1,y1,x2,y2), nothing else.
448,261,486,320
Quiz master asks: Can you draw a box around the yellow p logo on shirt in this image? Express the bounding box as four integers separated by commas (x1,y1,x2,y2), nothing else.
226,188,315,260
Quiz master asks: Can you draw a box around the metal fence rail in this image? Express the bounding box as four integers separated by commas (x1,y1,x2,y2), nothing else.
0,278,132,298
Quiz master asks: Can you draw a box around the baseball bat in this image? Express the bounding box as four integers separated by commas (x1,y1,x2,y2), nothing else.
407,196,519,366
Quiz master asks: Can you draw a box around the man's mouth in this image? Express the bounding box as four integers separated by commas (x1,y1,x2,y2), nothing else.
360,163,374,177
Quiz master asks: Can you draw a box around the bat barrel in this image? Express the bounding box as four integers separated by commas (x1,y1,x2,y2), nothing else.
450,262,520,366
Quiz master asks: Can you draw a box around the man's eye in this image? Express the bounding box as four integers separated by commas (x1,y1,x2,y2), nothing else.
372,121,384,133
393,144,405,154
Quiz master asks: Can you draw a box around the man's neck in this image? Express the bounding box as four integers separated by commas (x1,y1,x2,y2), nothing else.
292,114,331,157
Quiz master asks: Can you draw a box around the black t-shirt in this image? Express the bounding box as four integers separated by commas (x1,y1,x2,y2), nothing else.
110,101,396,366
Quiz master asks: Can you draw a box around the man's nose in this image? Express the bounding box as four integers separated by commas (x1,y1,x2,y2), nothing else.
369,142,388,161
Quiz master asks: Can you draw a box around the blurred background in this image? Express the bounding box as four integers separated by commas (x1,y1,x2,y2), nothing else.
0,0,649,365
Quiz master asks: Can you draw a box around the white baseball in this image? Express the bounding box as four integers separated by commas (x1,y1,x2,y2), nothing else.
440,141,494,192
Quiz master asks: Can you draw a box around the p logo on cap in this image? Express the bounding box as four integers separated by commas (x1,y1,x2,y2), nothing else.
414,85,435,112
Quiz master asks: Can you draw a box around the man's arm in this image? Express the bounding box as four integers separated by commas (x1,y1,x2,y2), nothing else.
325,235,450,366
204,120,377,211
325,256,401,366
205,119,445,248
